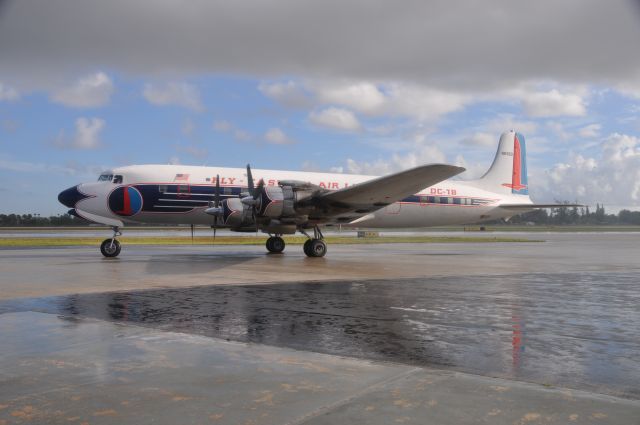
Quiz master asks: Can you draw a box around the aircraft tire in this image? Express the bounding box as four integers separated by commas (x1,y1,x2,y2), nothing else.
306,239,327,258
303,239,313,256
266,236,285,253
100,239,121,258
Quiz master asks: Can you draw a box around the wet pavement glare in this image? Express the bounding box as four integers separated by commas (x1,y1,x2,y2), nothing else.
2,271,639,399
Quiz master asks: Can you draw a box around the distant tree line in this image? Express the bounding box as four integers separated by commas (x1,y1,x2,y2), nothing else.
0,213,83,226
497,203,640,225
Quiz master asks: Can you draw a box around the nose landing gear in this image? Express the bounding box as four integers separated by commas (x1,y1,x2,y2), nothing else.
100,226,122,258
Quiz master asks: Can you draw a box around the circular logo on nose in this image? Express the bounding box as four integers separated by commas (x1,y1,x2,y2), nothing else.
108,186,143,216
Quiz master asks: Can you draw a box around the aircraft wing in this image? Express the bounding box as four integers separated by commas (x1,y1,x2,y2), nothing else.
301,164,465,222
498,203,583,210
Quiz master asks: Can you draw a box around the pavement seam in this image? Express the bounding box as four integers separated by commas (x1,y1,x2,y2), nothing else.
285,367,423,425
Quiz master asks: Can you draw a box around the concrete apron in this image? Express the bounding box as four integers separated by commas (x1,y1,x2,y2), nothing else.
1,312,637,425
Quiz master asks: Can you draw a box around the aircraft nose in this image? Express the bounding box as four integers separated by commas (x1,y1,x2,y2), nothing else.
58,185,84,208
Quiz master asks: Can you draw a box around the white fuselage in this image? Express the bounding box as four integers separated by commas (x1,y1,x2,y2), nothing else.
70,164,528,229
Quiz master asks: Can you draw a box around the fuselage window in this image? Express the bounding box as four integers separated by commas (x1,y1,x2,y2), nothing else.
177,184,190,198
223,187,233,195
113,175,123,184
159,185,168,193
419,196,429,204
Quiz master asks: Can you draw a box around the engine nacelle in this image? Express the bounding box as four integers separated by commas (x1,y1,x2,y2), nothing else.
222,198,254,228
259,185,297,218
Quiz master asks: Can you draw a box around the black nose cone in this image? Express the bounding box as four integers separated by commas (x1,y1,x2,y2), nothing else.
58,186,84,208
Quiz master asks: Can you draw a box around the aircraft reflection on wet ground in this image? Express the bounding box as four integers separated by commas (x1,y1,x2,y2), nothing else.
2,271,639,399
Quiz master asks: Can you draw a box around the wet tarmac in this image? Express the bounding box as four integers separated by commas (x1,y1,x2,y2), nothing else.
2,271,639,400
1,233,640,423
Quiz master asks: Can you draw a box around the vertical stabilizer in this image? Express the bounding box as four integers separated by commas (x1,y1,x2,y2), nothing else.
475,130,529,196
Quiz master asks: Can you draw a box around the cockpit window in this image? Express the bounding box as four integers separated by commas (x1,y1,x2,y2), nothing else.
98,174,113,182
113,175,123,184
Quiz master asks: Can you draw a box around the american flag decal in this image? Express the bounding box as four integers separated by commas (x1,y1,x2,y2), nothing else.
173,173,190,182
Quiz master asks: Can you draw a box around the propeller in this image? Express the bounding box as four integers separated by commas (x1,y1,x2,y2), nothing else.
205,174,223,242
242,164,263,233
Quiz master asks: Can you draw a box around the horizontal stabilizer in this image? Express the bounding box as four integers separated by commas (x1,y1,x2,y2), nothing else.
499,203,583,210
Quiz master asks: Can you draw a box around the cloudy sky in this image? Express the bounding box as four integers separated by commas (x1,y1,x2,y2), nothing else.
1,0,640,214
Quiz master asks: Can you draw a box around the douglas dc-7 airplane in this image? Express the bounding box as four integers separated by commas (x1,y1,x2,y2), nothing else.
58,130,572,258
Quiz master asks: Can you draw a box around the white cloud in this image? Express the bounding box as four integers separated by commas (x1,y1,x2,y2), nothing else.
309,107,361,132
342,144,447,176
520,88,587,117
233,129,253,142
177,144,207,158
615,81,640,99
546,121,571,141
50,72,114,108
54,117,105,150
483,114,538,136
536,133,640,206
280,80,471,123
0,83,19,101
211,119,253,142
182,118,195,137
579,123,601,138
452,154,486,180
213,120,233,132
143,82,204,112
314,82,385,115
264,127,294,145
259,80,311,108
460,132,496,147
73,117,105,149
0,154,91,175
383,84,470,121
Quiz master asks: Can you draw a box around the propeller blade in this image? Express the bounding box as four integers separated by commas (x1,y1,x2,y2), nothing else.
253,178,264,200
214,174,220,208
246,164,254,196
190,224,194,244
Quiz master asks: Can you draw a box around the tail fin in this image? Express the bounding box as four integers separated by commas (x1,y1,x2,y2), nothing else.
474,130,529,196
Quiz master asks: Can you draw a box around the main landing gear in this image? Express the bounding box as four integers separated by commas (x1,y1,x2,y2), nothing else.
265,226,327,258
266,235,286,254
302,226,327,258
100,226,122,258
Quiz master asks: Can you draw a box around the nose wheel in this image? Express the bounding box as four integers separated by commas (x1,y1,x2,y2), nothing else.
100,227,122,258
